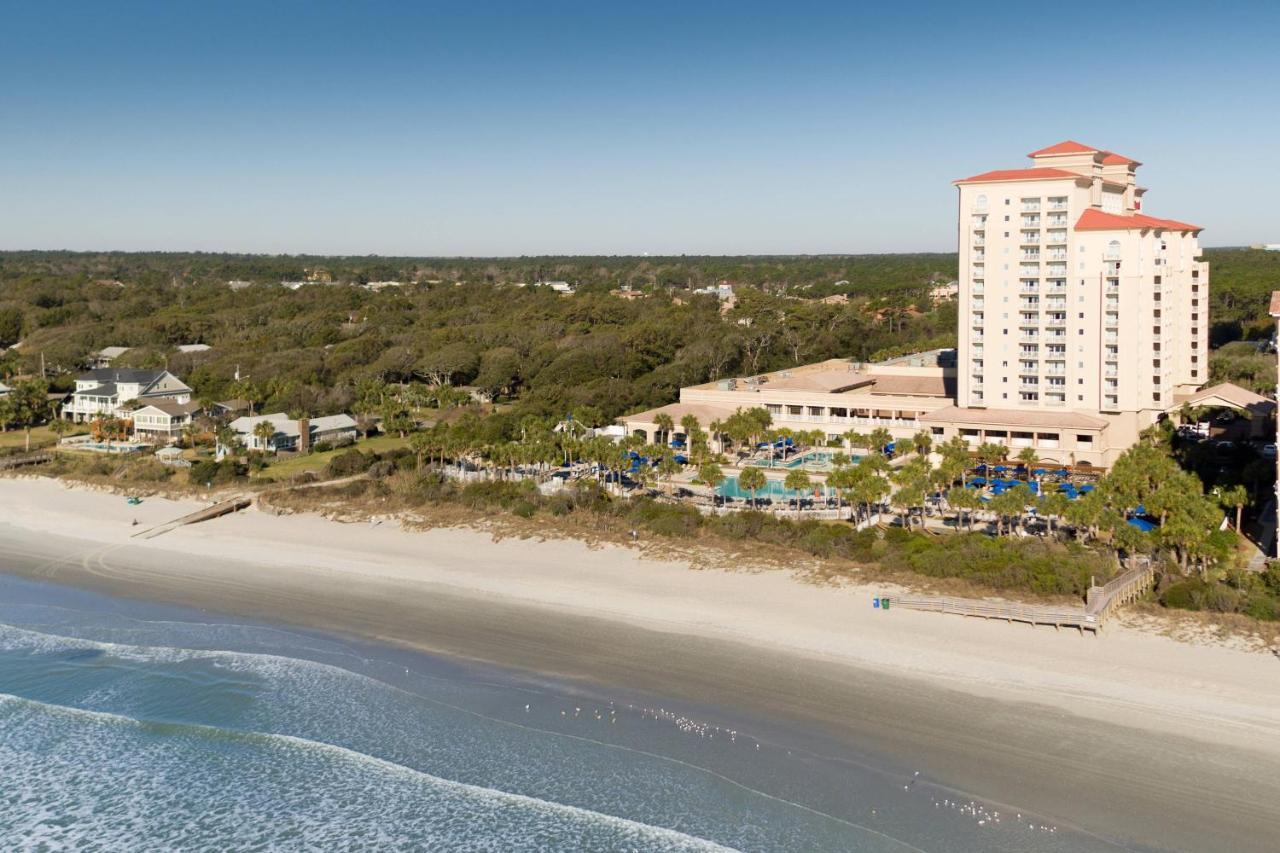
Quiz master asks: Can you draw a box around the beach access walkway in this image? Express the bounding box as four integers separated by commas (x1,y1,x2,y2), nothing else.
882,558,1155,634
132,495,252,540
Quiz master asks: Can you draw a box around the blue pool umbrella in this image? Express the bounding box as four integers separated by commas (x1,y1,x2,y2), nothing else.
1032,468,1048,477
1029,482,1039,494
969,477,986,486
1058,482,1076,491
979,495,991,503
1055,468,1069,477
1134,504,1147,516
674,454,688,464
1127,517,1157,532
1079,484,1095,492
994,465,1008,473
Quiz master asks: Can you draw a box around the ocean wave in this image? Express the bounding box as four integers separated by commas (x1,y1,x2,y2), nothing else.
0,691,735,852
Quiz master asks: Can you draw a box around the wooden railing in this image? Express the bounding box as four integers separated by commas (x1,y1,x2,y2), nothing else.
0,451,54,470
884,558,1156,634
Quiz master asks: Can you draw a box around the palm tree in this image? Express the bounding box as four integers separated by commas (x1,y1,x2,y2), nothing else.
736,465,767,510
680,414,699,449
912,429,933,459
654,412,675,447
868,427,893,457
1037,491,1070,537
1016,446,1038,479
1216,484,1249,532
253,419,277,454
783,468,811,510
698,461,726,506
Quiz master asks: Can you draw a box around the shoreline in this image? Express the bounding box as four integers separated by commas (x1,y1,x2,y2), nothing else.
4,475,1280,850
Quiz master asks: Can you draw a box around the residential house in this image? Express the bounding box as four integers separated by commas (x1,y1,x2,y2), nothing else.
131,399,203,444
229,413,358,453
90,346,131,368
63,368,193,423
0,381,10,397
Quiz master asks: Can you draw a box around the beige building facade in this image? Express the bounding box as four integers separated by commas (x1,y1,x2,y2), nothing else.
621,141,1211,469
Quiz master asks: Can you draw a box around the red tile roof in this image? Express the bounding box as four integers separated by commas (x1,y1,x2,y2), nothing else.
1101,151,1141,167
1028,140,1097,157
955,167,1081,185
1269,292,1280,317
1074,209,1202,232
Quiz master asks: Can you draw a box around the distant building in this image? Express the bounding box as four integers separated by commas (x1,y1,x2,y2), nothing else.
928,281,959,303
692,283,735,301
535,280,575,294
229,412,358,453
89,346,131,368
175,344,211,354
64,368,192,423
226,280,254,291
362,280,403,292
0,381,9,398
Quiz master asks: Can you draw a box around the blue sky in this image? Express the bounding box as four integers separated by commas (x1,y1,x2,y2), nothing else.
2,1,1276,255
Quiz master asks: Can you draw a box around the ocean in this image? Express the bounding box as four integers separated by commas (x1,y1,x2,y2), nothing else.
0,571,1130,852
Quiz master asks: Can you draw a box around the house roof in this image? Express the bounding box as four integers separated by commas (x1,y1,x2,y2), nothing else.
1101,152,1140,166
620,402,739,426
1175,382,1274,412
1269,291,1280,317
955,167,1082,185
763,372,874,393
867,374,953,397
1028,140,1097,157
919,405,1108,430
176,344,211,354
1074,208,1202,233
230,412,357,437
134,399,202,417
79,368,170,384
95,346,131,359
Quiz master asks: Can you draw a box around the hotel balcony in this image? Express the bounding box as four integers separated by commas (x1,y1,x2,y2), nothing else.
1019,266,1040,277
1021,232,1040,244
1046,250,1067,260
1048,200,1068,210
1022,201,1041,212
1046,331,1067,342
1047,215,1068,226
1044,366,1065,376
1020,333,1040,343
1046,263,1067,276
1045,396,1067,407
1105,282,1119,294
1022,216,1040,228
973,237,985,247
1019,282,1039,294
1021,252,1041,262
1046,283,1066,294
1046,230,1068,243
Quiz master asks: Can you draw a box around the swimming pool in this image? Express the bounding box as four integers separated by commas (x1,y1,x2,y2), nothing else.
717,475,834,501
748,450,859,471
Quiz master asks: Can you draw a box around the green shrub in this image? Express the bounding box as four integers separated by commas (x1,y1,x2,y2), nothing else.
1244,595,1278,621
188,458,245,486
1161,579,1205,611
326,449,372,478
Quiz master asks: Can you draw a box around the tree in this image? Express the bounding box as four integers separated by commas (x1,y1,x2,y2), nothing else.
912,429,933,459
1037,491,1071,537
868,427,893,456
783,468,811,510
736,465,767,509
7,380,50,452
654,412,674,447
946,485,978,531
380,401,415,438
418,342,479,387
253,419,277,453
0,307,24,348
698,461,725,505
1217,484,1249,532
1016,446,1038,477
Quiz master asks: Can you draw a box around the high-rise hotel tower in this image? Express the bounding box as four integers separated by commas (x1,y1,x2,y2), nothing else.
953,140,1208,449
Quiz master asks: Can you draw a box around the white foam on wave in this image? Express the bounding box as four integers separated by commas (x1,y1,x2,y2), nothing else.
0,692,736,852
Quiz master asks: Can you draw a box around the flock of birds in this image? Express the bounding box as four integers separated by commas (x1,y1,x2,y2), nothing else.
524,699,1063,838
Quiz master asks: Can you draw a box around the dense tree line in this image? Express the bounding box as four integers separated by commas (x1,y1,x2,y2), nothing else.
0,252,957,427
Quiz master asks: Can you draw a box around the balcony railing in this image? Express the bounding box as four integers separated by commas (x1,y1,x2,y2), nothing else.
1022,203,1041,212
1049,201,1068,210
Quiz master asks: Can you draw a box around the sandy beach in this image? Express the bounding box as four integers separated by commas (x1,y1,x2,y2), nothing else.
3,475,1280,851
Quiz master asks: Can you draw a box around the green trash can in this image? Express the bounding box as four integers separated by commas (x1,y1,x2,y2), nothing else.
882,597,891,611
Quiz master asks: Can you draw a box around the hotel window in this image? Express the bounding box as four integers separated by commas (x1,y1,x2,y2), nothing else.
786,405,802,415
766,404,781,414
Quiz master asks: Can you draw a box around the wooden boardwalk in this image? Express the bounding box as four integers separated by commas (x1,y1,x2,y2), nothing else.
133,495,253,540
0,451,54,470
884,559,1155,634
